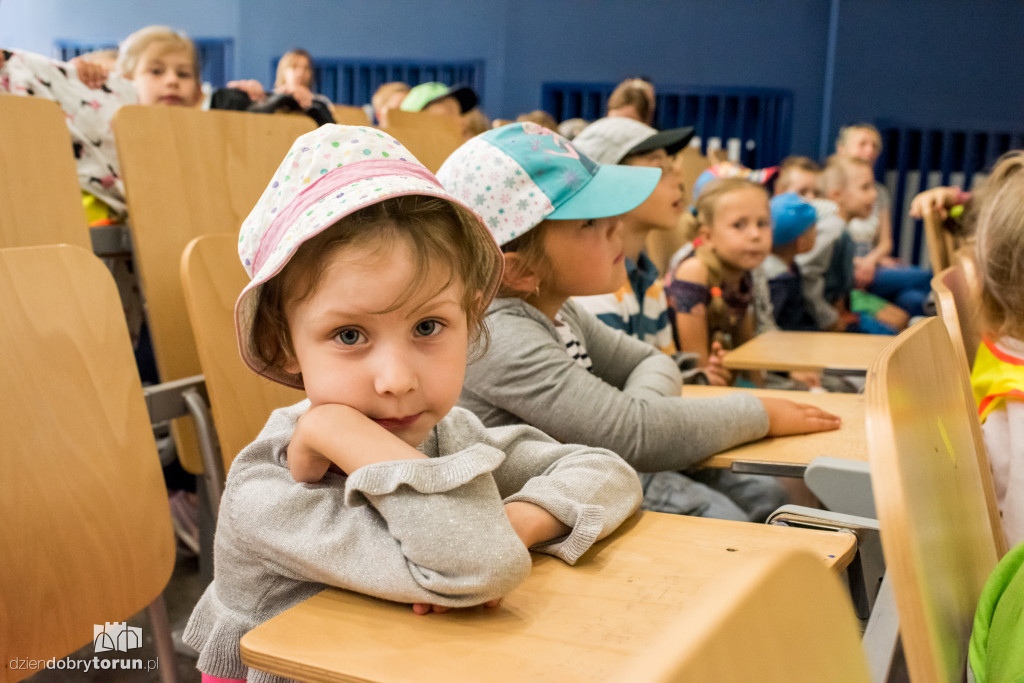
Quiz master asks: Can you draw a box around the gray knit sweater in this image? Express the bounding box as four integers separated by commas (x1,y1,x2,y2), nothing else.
461,298,770,472
184,402,641,682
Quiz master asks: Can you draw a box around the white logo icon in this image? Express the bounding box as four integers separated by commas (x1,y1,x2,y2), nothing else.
93,622,143,653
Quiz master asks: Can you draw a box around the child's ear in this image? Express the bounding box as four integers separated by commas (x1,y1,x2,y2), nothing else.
501,252,540,294
826,186,843,202
697,224,712,241
282,353,300,376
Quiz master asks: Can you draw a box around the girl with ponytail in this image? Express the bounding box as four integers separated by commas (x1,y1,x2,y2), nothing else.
666,178,773,385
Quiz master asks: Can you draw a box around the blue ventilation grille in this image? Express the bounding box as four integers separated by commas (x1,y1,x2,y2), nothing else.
542,82,792,170
55,38,234,88
276,58,484,108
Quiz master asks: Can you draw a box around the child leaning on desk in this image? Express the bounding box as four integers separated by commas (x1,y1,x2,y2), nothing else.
183,125,642,683
437,123,839,524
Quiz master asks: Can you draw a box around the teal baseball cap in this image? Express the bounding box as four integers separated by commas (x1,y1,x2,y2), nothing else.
436,122,661,245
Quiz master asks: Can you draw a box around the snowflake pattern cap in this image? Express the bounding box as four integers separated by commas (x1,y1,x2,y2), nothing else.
436,122,661,246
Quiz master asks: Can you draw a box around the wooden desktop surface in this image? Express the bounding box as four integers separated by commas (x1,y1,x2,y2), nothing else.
723,331,891,373
685,386,866,470
241,511,857,682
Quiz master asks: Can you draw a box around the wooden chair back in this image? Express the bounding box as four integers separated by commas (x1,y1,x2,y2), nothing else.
613,549,869,682
866,317,1004,683
932,259,982,371
0,95,90,249
0,245,175,679
181,234,305,473
113,105,314,473
922,209,957,273
383,109,463,173
331,104,373,127
647,146,708,275
676,144,710,207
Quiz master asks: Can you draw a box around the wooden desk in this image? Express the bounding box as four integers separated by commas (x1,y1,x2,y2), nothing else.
686,386,866,476
241,511,857,682
723,331,891,374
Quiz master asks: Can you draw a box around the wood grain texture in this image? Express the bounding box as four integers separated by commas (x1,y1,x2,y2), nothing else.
113,106,314,472
931,262,1006,558
180,234,305,474
330,104,372,127
684,386,866,468
723,330,891,373
865,318,1002,683
923,209,955,273
383,109,463,173
240,511,856,682
0,96,90,249
0,245,174,680
610,549,869,683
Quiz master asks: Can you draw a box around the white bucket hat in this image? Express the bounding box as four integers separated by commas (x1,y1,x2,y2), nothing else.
235,124,502,388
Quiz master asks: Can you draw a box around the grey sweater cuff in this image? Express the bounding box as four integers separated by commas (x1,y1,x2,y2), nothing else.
501,491,605,565
345,445,505,507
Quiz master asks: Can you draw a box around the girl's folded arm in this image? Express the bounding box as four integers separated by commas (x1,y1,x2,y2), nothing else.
455,411,643,564
227,445,532,608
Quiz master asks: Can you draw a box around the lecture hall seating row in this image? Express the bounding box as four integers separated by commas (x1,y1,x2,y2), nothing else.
0,93,1006,682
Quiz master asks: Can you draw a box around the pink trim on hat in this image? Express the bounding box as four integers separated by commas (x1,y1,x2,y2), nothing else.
251,159,440,275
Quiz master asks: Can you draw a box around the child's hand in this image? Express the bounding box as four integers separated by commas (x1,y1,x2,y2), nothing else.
504,501,570,549
704,341,734,386
760,397,841,436
276,83,314,109
226,78,267,103
69,56,109,89
288,403,427,483
909,186,961,220
412,598,502,615
875,303,909,332
853,256,876,289
788,370,822,389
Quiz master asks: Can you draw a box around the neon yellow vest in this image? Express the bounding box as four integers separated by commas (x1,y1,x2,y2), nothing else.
971,338,1024,423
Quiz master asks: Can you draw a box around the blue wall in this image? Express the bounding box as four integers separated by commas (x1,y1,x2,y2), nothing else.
830,0,1024,136
2,0,1021,160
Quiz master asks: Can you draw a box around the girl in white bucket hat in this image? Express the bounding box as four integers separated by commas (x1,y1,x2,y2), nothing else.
184,124,641,683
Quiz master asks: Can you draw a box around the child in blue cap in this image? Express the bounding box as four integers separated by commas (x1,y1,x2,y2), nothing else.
762,192,820,332
438,123,840,522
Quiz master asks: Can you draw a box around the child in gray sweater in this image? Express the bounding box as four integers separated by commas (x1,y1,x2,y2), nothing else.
437,122,840,522
183,125,642,683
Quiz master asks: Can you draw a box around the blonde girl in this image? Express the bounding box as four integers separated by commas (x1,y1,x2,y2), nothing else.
970,150,1024,547
273,48,332,111
666,178,773,386
183,125,642,682
439,123,839,523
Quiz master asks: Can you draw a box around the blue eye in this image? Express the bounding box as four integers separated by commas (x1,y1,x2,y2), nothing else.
415,320,441,337
336,328,363,345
